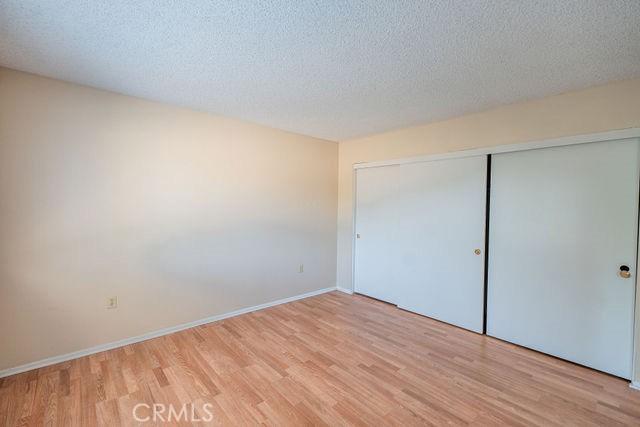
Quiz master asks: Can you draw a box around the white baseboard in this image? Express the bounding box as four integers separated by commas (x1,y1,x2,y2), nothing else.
631,381,640,391
336,286,354,294
0,286,338,379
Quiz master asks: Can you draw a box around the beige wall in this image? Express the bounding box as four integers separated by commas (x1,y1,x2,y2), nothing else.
0,68,338,371
337,77,640,383
3,65,640,382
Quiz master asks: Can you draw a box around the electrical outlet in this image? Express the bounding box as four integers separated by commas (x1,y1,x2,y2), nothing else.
107,296,118,309
299,264,304,273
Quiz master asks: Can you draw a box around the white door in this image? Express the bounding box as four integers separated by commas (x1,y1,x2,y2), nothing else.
355,156,487,332
392,157,487,333
488,138,639,379
354,165,403,303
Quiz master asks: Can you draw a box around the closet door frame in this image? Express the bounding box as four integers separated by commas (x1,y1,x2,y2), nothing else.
350,127,640,386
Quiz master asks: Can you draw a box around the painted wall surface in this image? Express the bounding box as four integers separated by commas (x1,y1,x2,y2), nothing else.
3,65,640,384
336,78,640,382
0,68,338,371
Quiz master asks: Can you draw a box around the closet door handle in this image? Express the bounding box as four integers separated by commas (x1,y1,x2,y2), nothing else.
619,265,631,279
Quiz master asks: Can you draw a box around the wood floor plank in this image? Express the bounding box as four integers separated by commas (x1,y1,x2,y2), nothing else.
2,291,640,426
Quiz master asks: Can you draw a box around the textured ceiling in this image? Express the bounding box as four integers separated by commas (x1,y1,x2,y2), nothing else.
1,1,640,141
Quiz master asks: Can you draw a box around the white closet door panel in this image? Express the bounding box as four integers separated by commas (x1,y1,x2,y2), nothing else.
488,138,639,379
354,156,487,332
393,156,487,333
354,165,403,303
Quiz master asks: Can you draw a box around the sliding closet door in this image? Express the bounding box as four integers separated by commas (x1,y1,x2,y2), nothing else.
393,157,487,333
488,139,639,378
354,156,487,332
354,165,402,303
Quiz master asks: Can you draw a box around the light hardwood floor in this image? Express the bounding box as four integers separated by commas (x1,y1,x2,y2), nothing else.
1,291,639,426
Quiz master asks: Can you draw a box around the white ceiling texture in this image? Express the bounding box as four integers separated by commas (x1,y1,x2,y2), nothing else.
1,1,639,141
